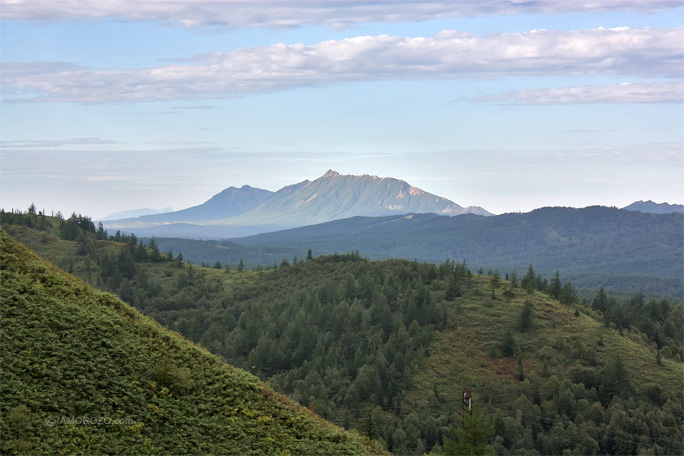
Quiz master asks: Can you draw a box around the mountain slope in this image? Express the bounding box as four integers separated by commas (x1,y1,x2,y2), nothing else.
233,206,683,297
107,185,273,225
222,170,485,226
101,207,173,221
622,200,684,214
0,230,382,455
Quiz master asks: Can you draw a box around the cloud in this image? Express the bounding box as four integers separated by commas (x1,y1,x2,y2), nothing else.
0,0,680,29
2,27,681,103
0,137,119,149
468,81,684,104
170,105,218,110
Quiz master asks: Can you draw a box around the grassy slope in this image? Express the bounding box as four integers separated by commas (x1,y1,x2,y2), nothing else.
0,230,383,455
409,274,683,431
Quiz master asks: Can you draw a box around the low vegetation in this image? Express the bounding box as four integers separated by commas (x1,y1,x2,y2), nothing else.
0,230,382,455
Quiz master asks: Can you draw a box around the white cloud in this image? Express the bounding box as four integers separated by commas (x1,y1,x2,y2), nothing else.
2,27,681,103
0,0,680,29
469,81,684,104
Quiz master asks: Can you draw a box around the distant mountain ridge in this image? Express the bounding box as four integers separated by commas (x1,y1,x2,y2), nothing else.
104,170,491,237
622,200,684,214
101,207,173,220
122,185,273,224
222,170,490,225
228,206,683,297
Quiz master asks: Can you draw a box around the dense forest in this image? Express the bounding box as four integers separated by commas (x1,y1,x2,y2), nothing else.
2,207,683,455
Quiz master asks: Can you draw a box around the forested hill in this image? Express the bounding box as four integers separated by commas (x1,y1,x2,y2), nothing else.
0,230,382,455
229,206,683,298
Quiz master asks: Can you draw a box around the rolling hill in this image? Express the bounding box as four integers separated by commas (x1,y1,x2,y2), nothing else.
0,229,382,455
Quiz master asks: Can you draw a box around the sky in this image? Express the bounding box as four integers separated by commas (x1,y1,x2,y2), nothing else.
1,0,682,219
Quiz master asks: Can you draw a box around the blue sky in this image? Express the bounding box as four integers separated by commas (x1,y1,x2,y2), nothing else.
1,1,682,218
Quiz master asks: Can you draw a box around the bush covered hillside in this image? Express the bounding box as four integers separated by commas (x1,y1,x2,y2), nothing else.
0,230,383,455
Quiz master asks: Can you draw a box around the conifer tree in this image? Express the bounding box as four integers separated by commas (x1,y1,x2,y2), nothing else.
549,271,562,299
444,400,493,455
519,300,533,332
521,265,536,294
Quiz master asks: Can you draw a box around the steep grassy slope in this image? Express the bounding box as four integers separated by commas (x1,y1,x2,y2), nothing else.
0,230,382,455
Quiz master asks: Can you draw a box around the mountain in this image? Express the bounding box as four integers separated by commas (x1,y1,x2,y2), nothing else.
100,207,173,221
103,171,491,238
222,170,490,226
108,185,273,224
0,229,382,455
622,200,684,214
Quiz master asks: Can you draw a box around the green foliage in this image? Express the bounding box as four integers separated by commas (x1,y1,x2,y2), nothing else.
501,330,517,357
444,407,494,456
519,300,534,332
0,230,383,455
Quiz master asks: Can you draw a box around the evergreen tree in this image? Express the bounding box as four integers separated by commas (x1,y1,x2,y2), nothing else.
521,265,536,294
135,241,148,262
592,287,608,313
559,281,576,305
518,300,533,332
96,221,107,240
599,355,629,404
510,270,518,288
501,329,516,357
444,403,493,456
148,238,161,261
549,271,562,299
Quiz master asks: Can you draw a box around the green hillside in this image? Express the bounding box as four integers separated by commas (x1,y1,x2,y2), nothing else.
0,230,383,455
2,211,683,455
